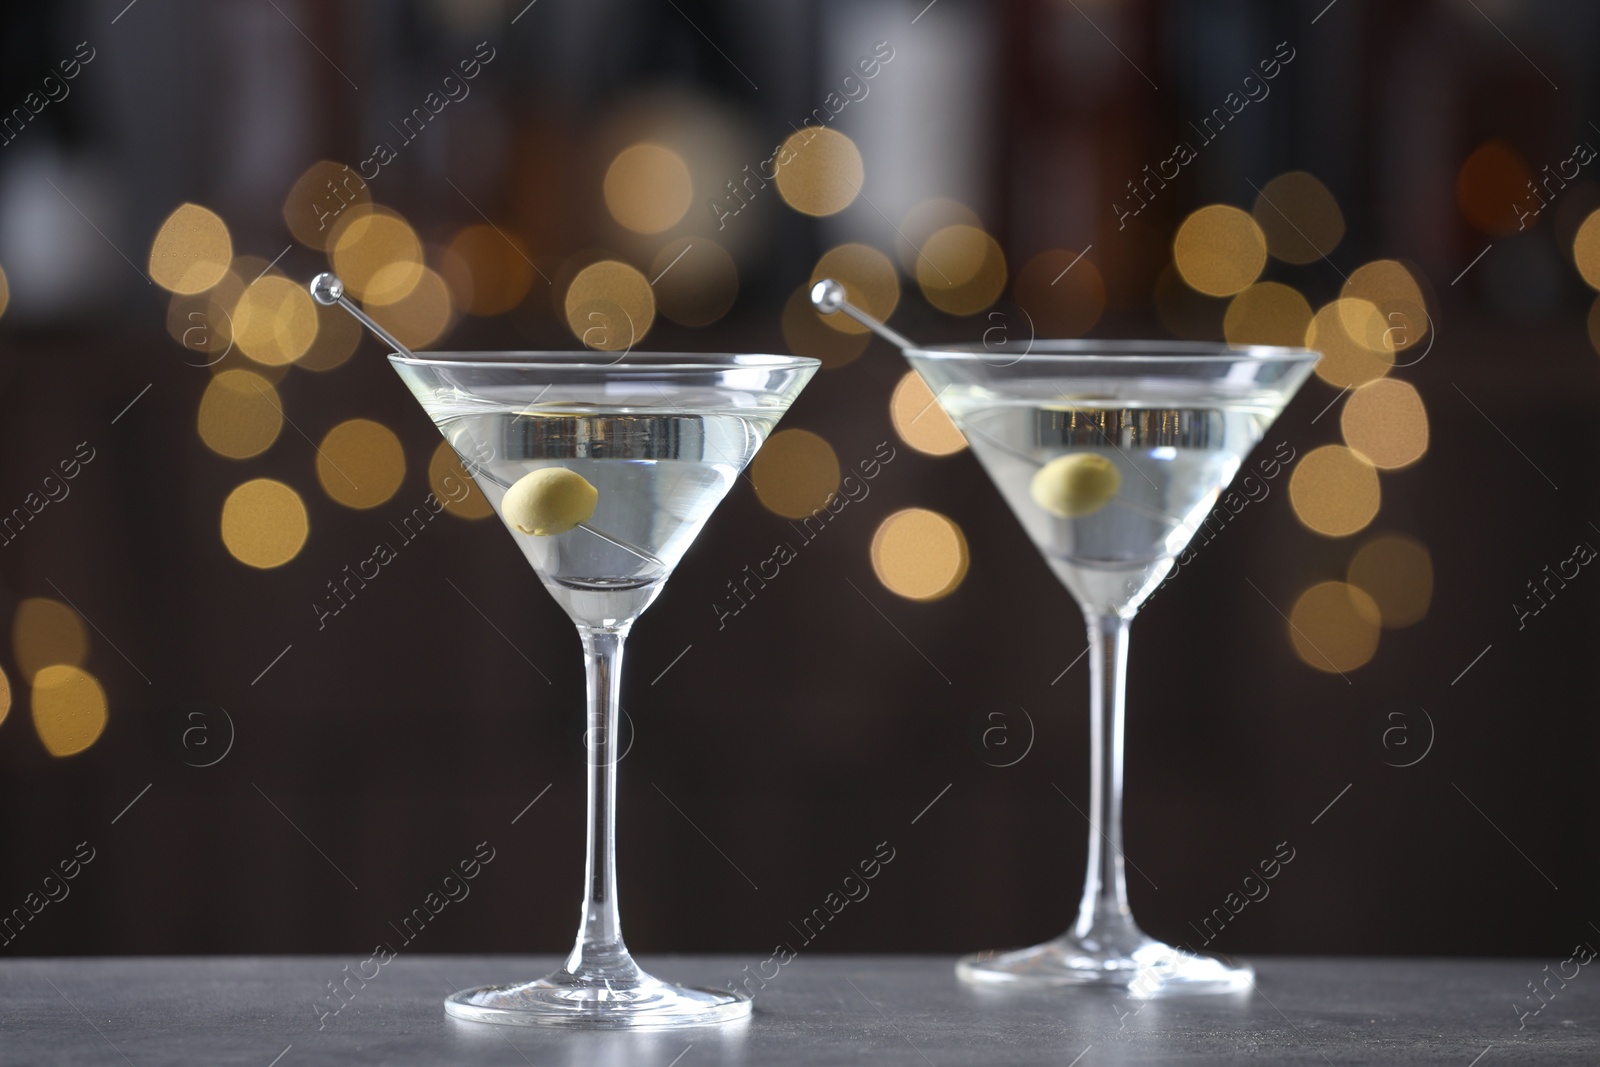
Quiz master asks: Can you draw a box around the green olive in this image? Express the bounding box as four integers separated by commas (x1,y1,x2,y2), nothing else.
1030,453,1120,518
502,467,598,536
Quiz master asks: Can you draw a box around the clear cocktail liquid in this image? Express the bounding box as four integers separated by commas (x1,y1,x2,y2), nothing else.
939,384,1281,615
432,408,773,626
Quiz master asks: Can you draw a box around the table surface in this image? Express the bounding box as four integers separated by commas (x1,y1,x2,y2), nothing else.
0,955,1591,1065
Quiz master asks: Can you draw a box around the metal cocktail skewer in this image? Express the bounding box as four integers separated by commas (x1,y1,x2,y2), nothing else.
808,278,917,350
810,277,1190,529
308,272,666,573
309,272,415,357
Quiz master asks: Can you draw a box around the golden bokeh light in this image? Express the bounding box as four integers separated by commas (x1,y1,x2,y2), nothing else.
1288,445,1381,537
430,440,493,520
296,301,364,372
442,224,537,316
751,428,841,519
13,598,88,684
233,274,319,366
1173,205,1267,297
366,266,454,350
871,508,970,601
774,127,863,217
1574,210,1600,291
317,419,406,510
1340,260,1429,354
230,254,270,283
1224,282,1313,348
210,349,288,385
166,292,221,356
779,286,869,369
149,203,233,295
564,259,655,351
0,665,9,727
330,206,424,306
32,665,108,758
1456,140,1531,235
896,198,981,273
809,244,899,336
1305,299,1392,388
604,143,693,234
1252,172,1345,265
890,371,966,456
1013,249,1106,337
210,350,288,384
283,160,371,250
197,369,283,459
203,263,286,382
651,238,738,327
1341,378,1428,470
917,225,1008,316
166,269,243,363
221,479,309,569
1287,581,1381,673
1348,534,1433,628
0,264,10,320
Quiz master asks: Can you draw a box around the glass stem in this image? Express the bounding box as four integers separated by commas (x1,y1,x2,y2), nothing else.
565,625,640,983
1071,611,1139,944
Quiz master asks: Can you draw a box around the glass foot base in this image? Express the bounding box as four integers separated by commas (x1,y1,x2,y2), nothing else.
958,933,1252,997
445,968,751,1029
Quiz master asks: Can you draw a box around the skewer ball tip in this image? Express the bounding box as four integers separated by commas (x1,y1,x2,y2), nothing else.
310,272,344,306
810,279,845,314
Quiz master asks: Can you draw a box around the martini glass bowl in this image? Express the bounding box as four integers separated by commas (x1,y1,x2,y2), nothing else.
390,351,817,1027
903,340,1317,997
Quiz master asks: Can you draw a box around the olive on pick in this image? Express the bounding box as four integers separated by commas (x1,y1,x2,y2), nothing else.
1030,452,1121,518
503,467,599,536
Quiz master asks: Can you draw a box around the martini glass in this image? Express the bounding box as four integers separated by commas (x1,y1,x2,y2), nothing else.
904,340,1317,996
390,350,817,1027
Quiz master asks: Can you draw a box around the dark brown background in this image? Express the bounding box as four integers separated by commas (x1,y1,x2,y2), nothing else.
0,0,1594,963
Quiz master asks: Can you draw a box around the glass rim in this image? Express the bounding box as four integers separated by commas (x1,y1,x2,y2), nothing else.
388,351,820,372
904,339,1320,364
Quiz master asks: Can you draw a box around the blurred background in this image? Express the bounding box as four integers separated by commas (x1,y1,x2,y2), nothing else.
0,0,1595,963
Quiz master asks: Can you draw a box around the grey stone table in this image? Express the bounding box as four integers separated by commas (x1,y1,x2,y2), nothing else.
0,955,1591,1065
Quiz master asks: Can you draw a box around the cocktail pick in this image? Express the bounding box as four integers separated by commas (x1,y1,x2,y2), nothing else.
811,277,1155,523
307,271,666,573
309,272,414,357
809,278,916,350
